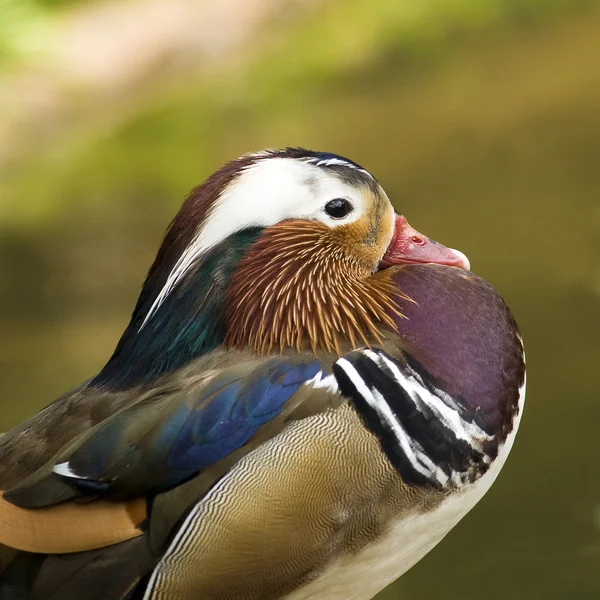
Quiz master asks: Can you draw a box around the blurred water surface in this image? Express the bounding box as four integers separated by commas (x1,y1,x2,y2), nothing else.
0,2,599,599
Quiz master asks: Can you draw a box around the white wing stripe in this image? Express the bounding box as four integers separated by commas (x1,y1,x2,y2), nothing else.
336,358,448,486
364,350,492,445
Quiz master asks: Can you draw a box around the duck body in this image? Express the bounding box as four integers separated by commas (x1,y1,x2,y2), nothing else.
138,265,524,600
283,266,526,600
0,149,525,600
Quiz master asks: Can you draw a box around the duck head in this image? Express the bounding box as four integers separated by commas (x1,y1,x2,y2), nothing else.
96,148,468,388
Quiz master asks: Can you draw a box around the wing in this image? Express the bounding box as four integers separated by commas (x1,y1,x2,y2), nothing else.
0,352,344,600
0,353,341,553
5,356,336,505
139,348,494,600
0,347,492,600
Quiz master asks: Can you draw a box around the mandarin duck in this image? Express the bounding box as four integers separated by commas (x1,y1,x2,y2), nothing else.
0,148,525,600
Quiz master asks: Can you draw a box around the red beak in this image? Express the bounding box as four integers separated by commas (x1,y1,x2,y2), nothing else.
380,215,470,270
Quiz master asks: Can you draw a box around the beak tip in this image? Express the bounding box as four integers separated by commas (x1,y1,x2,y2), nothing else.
450,248,471,271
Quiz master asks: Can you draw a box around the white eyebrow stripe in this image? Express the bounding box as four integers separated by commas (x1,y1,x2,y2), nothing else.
138,156,372,330
139,232,204,330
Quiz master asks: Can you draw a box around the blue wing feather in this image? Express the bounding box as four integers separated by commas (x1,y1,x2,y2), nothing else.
168,361,321,471
57,358,325,497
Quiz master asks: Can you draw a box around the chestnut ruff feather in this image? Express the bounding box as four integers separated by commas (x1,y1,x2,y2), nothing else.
225,221,407,355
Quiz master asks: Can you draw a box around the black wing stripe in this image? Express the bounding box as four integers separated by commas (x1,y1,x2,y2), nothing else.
333,349,495,489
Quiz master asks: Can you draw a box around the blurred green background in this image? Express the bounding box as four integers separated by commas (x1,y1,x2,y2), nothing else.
1,0,600,598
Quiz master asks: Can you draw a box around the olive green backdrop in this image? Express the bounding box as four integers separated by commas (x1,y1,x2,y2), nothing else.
1,1,599,598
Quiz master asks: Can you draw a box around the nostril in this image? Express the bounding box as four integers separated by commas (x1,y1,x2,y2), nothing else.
411,235,425,245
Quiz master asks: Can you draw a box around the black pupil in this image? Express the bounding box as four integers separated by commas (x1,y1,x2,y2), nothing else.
325,198,351,219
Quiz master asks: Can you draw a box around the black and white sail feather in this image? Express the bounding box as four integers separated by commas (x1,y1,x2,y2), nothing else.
333,348,495,489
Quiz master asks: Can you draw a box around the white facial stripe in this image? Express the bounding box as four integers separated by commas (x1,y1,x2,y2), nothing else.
140,157,379,329
200,158,366,247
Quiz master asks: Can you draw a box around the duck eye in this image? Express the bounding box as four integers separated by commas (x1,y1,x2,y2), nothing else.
324,198,352,219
